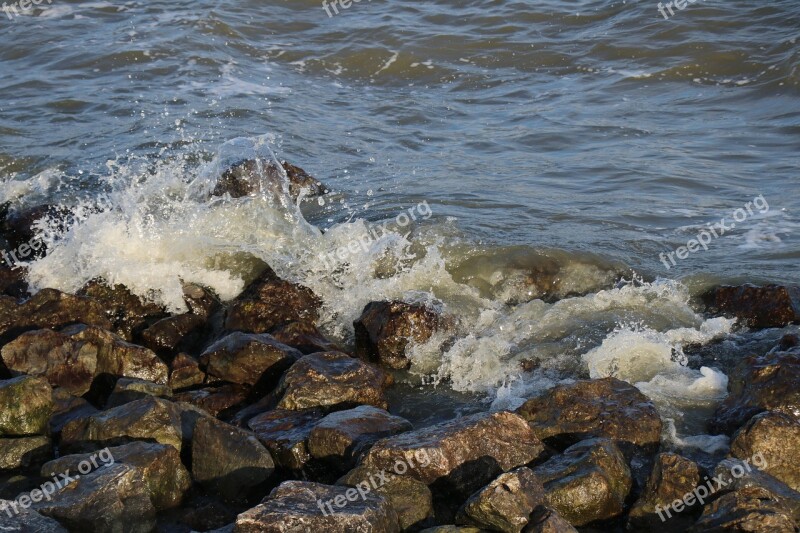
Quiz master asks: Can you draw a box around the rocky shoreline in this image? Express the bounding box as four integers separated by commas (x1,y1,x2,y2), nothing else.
1,162,799,532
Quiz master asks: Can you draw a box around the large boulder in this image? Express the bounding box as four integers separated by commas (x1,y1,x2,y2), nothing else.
710,351,800,434
703,284,800,328
0,436,52,471
354,301,448,369
0,375,53,436
247,408,325,472
225,267,321,334
730,411,800,492
627,452,702,531
1,325,168,396
77,280,167,341
361,411,545,498
276,352,392,411
234,480,400,533
308,406,413,472
533,438,632,527
42,441,191,511
200,332,301,389
192,416,275,501
516,377,662,455
455,467,547,532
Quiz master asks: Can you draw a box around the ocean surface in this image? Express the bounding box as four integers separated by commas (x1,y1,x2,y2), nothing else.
1,0,799,459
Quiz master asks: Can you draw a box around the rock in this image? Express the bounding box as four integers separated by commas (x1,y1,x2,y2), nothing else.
31,463,156,533
200,332,301,389
516,377,662,455
192,416,275,501
627,452,702,531
140,313,208,358
77,280,166,340
248,408,325,471
308,406,413,472
703,284,800,328
711,351,800,434
362,411,545,498
276,352,393,411
730,411,800,492
338,465,434,530
281,161,329,199
174,384,248,417
523,506,578,533
0,289,112,344
0,264,28,298
1,325,168,396
533,438,632,527
183,282,221,319
0,501,68,532
169,352,206,391
354,301,447,370
42,441,191,511
61,396,205,454
213,159,327,202
269,320,342,355
234,480,400,533
49,389,98,436
106,377,173,408
0,376,53,436
0,204,69,259
455,467,547,532
0,436,52,471
690,486,797,532
419,528,482,533
225,267,321,334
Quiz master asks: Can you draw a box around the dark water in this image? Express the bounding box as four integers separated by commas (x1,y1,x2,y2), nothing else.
1,0,799,449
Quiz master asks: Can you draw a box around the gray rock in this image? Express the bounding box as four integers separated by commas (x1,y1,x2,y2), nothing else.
248,408,325,471
0,500,68,532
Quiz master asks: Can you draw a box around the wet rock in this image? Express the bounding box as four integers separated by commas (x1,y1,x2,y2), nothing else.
247,408,325,471
106,377,173,408
183,282,222,319
192,416,275,501
516,377,662,455
169,352,206,391
0,204,70,258
338,465,434,530
32,463,156,533
627,452,702,531
42,441,191,511
308,406,413,472
0,501,68,532
77,280,166,340
213,159,327,202
710,351,800,434
277,351,392,411
0,375,53,436
174,384,248,417
532,438,632,527
455,467,547,532
0,265,28,298
269,320,342,355
1,325,168,396
234,480,400,533
690,485,797,532
49,389,98,436
0,436,52,471
140,313,208,358
703,284,800,328
225,267,321,334
362,411,545,498
281,161,329,199
730,411,800,492
523,506,578,533
419,527,482,533
354,300,448,370
0,288,112,344
200,331,301,389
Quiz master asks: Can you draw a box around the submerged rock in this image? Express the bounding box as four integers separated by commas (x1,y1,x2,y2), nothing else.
354,300,448,370
533,438,632,527
710,350,800,434
276,351,393,411
247,408,325,472
703,284,800,328
455,467,547,533
516,377,662,455
0,375,53,436
234,480,400,533
362,411,545,498
730,411,800,492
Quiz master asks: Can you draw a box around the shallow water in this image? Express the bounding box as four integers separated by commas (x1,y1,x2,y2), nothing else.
1,0,799,455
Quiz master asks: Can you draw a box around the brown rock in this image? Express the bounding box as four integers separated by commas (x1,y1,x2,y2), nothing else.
213,159,327,202
704,284,800,328
77,280,166,340
533,438,632,527
49,389,98,436
354,300,447,369
523,506,578,533
0,375,53,436
0,264,28,298
277,351,392,411
182,282,221,319
174,384,248,417
0,436,52,471
106,377,173,408
730,411,800,492
169,352,206,391
200,331,301,389
248,408,325,471
690,485,796,532
270,320,342,355
140,313,208,357
281,161,329,200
